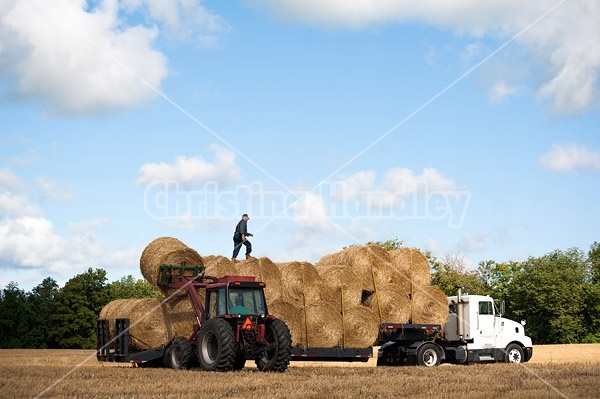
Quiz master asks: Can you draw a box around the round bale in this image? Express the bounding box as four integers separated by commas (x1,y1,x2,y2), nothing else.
237,257,283,303
411,285,449,325
278,261,323,307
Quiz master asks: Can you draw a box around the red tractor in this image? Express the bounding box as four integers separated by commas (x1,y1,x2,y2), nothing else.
97,265,292,372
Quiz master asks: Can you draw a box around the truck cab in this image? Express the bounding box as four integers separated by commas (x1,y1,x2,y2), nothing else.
444,293,533,363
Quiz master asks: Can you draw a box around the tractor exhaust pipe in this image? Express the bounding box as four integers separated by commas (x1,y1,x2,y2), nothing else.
457,287,464,341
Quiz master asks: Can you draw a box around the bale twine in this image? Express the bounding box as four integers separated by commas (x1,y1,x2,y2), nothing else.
301,303,343,348
340,306,381,348
317,264,363,310
411,285,449,325
268,299,303,347
278,261,323,307
237,257,283,303
99,298,171,350
203,255,237,278
364,283,411,324
388,248,431,293
139,237,204,295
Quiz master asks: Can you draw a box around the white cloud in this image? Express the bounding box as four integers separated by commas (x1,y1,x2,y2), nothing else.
489,81,520,104
35,178,75,202
123,0,230,45
248,0,600,114
289,192,330,232
136,144,242,186
0,0,227,114
538,143,600,174
0,167,23,191
335,167,457,209
458,231,491,253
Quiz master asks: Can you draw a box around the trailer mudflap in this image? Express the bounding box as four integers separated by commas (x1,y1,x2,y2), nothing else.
291,347,372,362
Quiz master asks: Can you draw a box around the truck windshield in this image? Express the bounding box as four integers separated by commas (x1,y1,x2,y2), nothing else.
228,288,266,315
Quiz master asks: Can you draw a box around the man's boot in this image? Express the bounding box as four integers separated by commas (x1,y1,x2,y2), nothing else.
231,257,238,263
246,254,253,260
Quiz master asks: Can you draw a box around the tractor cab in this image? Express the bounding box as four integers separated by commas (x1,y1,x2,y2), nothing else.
204,276,268,320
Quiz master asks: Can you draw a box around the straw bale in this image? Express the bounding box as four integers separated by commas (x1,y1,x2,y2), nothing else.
340,306,381,348
268,299,303,347
139,237,204,295
99,298,171,350
317,245,395,292
203,255,237,278
388,248,431,292
364,283,411,324
411,285,449,325
237,257,283,303
164,296,198,340
317,264,362,310
278,261,323,307
300,303,343,348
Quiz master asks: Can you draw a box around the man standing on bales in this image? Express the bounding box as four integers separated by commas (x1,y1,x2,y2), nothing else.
232,213,253,262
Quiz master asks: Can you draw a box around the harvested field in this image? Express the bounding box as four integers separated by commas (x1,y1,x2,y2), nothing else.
1,346,599,399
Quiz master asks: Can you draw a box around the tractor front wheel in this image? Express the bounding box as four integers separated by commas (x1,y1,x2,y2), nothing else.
255,318,291,372
197,318,236,371
165,337,193,370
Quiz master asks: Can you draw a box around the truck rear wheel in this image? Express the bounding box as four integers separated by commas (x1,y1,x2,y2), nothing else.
198,318,236,371
505,343,524,364
416,343,441,367
165,337,193,370
255,318,291,372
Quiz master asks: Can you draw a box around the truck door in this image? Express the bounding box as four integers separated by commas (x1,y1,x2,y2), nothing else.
477,300,495,348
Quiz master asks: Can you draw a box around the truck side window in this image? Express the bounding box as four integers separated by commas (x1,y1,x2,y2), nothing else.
479,301,493,315
207,291,218,319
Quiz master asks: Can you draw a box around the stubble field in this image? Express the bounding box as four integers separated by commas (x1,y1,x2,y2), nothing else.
1,345,599,399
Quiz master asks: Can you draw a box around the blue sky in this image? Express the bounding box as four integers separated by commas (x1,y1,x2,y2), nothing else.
1,0,599,290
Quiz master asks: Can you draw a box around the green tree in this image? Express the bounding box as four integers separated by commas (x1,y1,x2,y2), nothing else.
583,242,600,342
589,241,600,284
508,248,589,344
347,237,403,251
107,275,161,300
430,253,486,296
0,282,29,348
476,260,521,303
24,277,60,348
50,268,110,349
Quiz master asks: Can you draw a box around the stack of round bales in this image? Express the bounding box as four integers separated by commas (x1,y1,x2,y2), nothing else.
99,297,195,350
203,255,237,278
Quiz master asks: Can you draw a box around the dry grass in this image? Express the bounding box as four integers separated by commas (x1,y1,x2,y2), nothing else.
1,346,599,398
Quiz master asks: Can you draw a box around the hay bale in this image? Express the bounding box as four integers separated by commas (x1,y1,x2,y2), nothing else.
100,297,198,350
317,264,363,310
164,296,198,340
278,261,323,307
364,283,411,324
237,257,283,303
139,237,204,295
203,255,237,278
268,299,303,347
301,303,342,348
411,285,449,325
317,245,395,292
99,298,171,350
388,248,431,292
340,306,381,348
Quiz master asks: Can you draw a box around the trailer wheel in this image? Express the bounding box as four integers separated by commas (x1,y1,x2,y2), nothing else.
416,343,441,367
255,318,292,372
165,337,193,370
197,318,236,371
504,343,524,364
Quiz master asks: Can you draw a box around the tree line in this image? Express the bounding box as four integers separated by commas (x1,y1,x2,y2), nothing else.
1,241,599,348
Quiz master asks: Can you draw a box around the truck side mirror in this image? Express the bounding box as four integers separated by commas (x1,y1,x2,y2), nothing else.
499,300,505,317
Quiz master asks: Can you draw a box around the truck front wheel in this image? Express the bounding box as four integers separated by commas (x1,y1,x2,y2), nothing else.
504,343,524,364
416,343,441,367
197,318,236,371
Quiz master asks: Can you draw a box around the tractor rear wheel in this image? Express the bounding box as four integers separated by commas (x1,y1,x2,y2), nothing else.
197,318,236,371
165,337,193,370
255,318,291,372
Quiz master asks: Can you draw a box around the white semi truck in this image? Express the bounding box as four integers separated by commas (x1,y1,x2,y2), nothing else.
376,288,533,366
